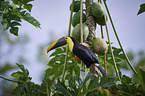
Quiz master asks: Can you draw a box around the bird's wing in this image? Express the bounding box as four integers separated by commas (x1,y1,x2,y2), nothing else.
73,44,96,67
80,45,100,64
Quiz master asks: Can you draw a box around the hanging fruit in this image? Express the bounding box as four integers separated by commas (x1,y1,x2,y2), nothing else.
72,11,86,27
92,37,108,55
70,1,81,12
72,23,89,42
91,2,105,17
95,14,107,26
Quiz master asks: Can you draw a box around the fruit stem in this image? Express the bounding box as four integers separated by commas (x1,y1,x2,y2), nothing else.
104,54,107,73
102,0,137,75
100,25,107,73
105,21,121,81
62,0,75,80
68,0,74,36
101,25,104,39
80,0,85,71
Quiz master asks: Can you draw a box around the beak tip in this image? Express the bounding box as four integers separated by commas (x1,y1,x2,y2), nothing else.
46,48,50,53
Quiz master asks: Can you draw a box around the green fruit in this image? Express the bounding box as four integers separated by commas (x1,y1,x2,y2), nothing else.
92,37,108,55
95,14,107,26
70,1,80,12
72,12,86,27
72,24,89,42
91,2,105,17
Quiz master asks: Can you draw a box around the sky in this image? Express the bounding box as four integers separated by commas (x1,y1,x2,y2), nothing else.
2,0,145,84
20,0,145,51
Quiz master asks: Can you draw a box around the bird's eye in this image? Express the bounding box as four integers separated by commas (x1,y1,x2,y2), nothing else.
65,37,68,39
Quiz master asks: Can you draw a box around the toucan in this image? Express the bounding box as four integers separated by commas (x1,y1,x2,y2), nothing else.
47,36,107,76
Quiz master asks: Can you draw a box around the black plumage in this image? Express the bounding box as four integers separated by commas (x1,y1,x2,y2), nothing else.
71,38,99,68
70,37,107,76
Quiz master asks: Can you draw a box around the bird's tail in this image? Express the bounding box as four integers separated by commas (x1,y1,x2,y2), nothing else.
93,63,107,76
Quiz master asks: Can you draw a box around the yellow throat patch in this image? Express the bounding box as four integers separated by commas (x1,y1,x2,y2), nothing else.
65,37,74,52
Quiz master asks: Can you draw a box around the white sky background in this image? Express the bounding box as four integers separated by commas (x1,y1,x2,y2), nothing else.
3,0,145,84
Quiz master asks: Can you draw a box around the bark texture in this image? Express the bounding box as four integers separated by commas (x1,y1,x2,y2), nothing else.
85,0,96,50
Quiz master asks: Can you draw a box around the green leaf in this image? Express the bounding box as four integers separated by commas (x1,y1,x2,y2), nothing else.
121,75,132,84
55,79,72,96
99,76,116,88
7,14,21,22
1,0,41,35
24,4,33,12
11,0,19,5
10,21,21,27
41,78,54,95
11,71,24,78
45,46,80,81
16,63,25,72
77,73,91,95
137,3,145,15
50,47,66,57
10,27,18,36
88,77,99,90
69,76,82,94
137,66,145,92
20,12,41,28
22,0,34,4
16,63,30,77
113,75,145,95
13,81,42,95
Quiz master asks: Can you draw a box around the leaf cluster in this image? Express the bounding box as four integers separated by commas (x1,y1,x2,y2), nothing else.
112,75,145,96
10,62,145,96
0,0,40,36
55,74,116,96
137,3,145,15
45,47,80,80
10,63,47,96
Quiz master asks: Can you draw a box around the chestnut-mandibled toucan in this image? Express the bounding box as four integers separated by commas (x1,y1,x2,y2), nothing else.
47,36,107,76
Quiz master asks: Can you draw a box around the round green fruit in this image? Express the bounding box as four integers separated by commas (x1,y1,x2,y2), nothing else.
92,37,108,55
91,2,105,17
95,14,107,26
72,12,86,27
70,1,80,12
72,24,89,42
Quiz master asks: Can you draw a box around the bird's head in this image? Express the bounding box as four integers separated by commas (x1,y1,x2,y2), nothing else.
47,36,74,53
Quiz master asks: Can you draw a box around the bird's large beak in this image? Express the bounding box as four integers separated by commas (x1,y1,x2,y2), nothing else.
47,37,67,53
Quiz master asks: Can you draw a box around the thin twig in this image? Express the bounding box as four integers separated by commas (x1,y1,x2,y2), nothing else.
102,0,137,75
0,75,19,83
101,26,104,39
46,81,49,96
100,25,107,72
104,54,107,73
68,0,75,37
62,0,75,80
80,0,83,44
105,21,121,81
80,0,85,71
